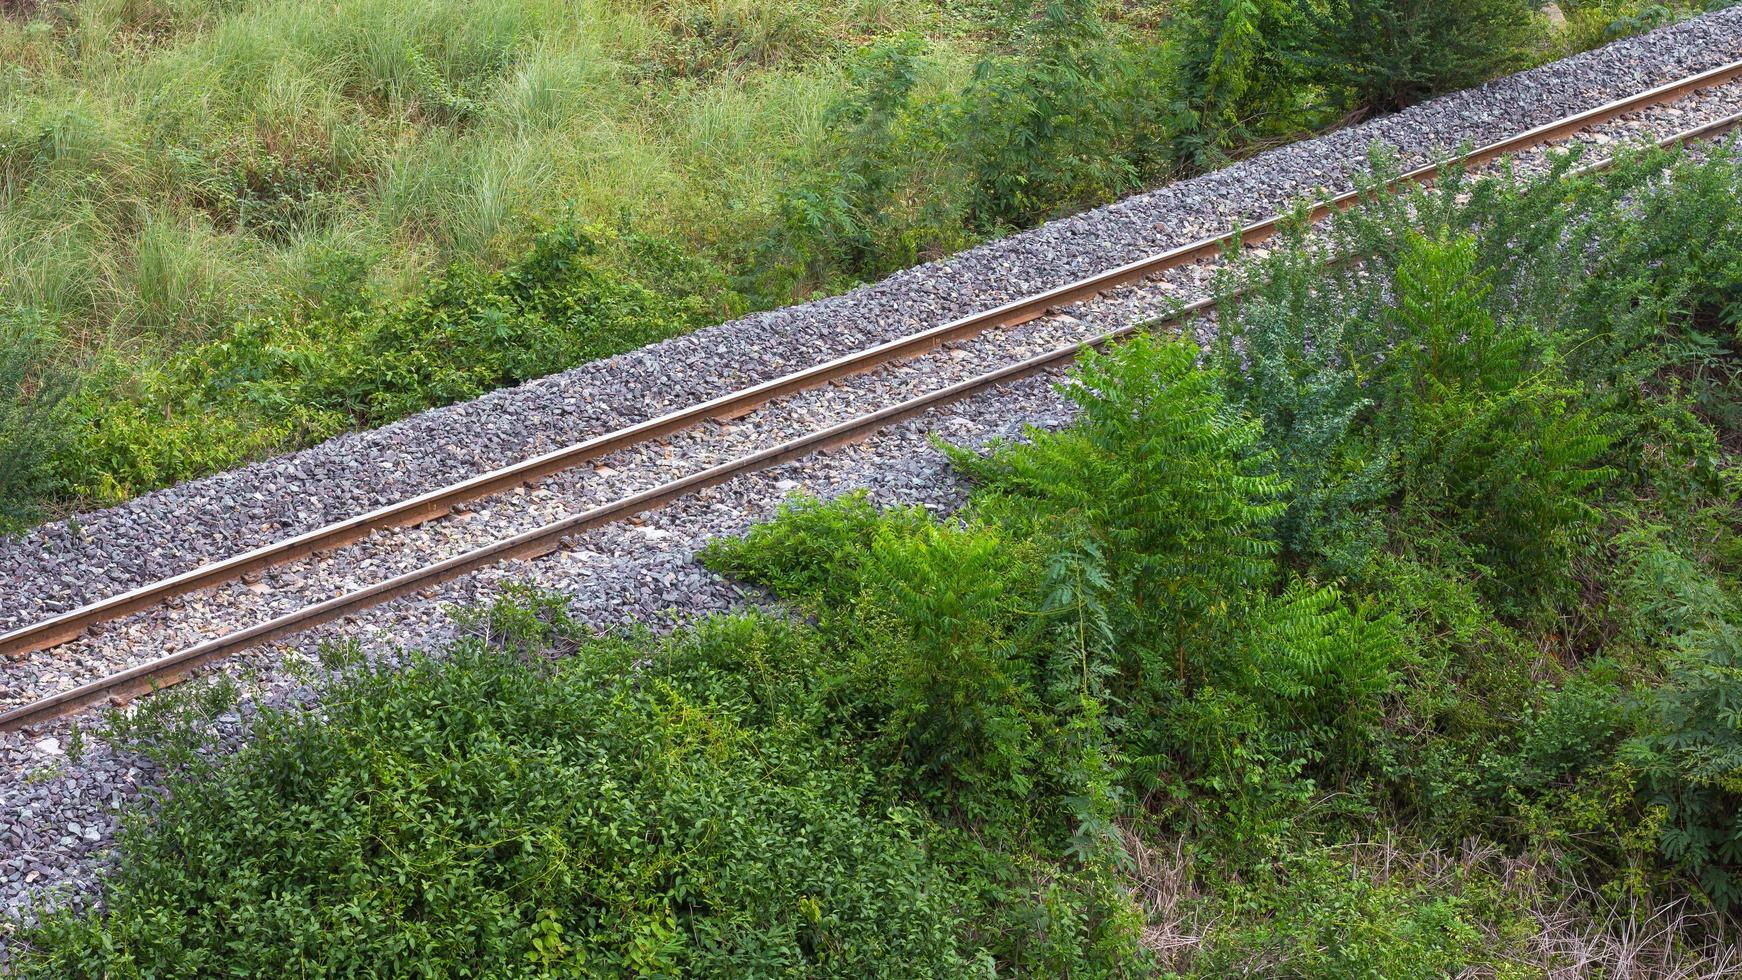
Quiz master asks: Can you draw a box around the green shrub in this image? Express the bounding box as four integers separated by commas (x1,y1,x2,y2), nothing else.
954,334,1289,682
1556,1,1730,52
754,38,971,297
1170,0,1314,166
1306,0,1541,113
1398,377,1612,615
22,584,1158,976
701,491,934,610
1210,218,1392,573
956,0,1142,230
755,2,1166,294
1217,227,1613,610
951,334,1398,814
858,521,1040,799
20,610,976,976
1174,0,1538,163
1624,624,1742,909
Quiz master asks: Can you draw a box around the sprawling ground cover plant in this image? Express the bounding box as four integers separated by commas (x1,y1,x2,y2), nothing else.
0,0,1708,528
16,590,1148,976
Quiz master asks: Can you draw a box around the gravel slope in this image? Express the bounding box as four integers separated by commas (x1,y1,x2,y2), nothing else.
4,8,1741,630
10,62,1742,716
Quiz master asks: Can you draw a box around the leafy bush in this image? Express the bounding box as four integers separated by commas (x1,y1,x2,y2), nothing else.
1169,0,1314,166
701,493,934,610
754,2,1163,294
1191,148,1742,919
21,609,977,976
955,0,1143,230
953,335,1289,678
1625,624,1742,909
716,337,1398,846
1556,0,1732,52
1217,217,1615,609
753,39,971,297
731,144,1742,953
22,582,1158,976
1174,0,1539,163
1384,234,1613,613
1307,0,1541,113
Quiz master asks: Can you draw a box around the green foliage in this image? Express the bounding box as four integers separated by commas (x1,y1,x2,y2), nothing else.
979,338,1396,814
1169,0,1310,166
1211,216,1391,573
0,308,76,532
860,521,1041,804
1176,849,1491,978
1218,220,1615,614
1186,147,1742,932
755,38,970,297
21,602,982,977
700,491,934,610
1307,0,1541,113
752,1,1166,295
955,335,1288,674
1625,625,1742,908
1174,0,1539,163
956,0,1141,229
54,225,727,503
1385,233,1613,612
1555,0,1732,52
711,336,1403,847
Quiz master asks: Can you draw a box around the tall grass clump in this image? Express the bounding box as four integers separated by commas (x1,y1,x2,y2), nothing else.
0,308,74,532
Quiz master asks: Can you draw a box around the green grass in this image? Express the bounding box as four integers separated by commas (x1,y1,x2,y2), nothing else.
0,0,991,517
0,0,964,338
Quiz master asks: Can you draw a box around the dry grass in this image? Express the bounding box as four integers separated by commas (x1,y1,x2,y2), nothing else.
1124,827,1742,978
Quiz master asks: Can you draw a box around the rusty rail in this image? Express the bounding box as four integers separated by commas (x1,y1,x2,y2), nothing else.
3,68,1740,731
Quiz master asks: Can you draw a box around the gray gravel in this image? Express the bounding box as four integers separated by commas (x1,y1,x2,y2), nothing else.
4,8,1741,631
4,8,1742,955
11,59,1739,714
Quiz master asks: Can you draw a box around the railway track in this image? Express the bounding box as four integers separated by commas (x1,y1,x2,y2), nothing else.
4,60,1742,733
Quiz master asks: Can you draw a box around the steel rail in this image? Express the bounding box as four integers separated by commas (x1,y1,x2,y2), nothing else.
6,107,1741,733
4,58,1739,665
3,85,1741,730
0,293,1211,731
